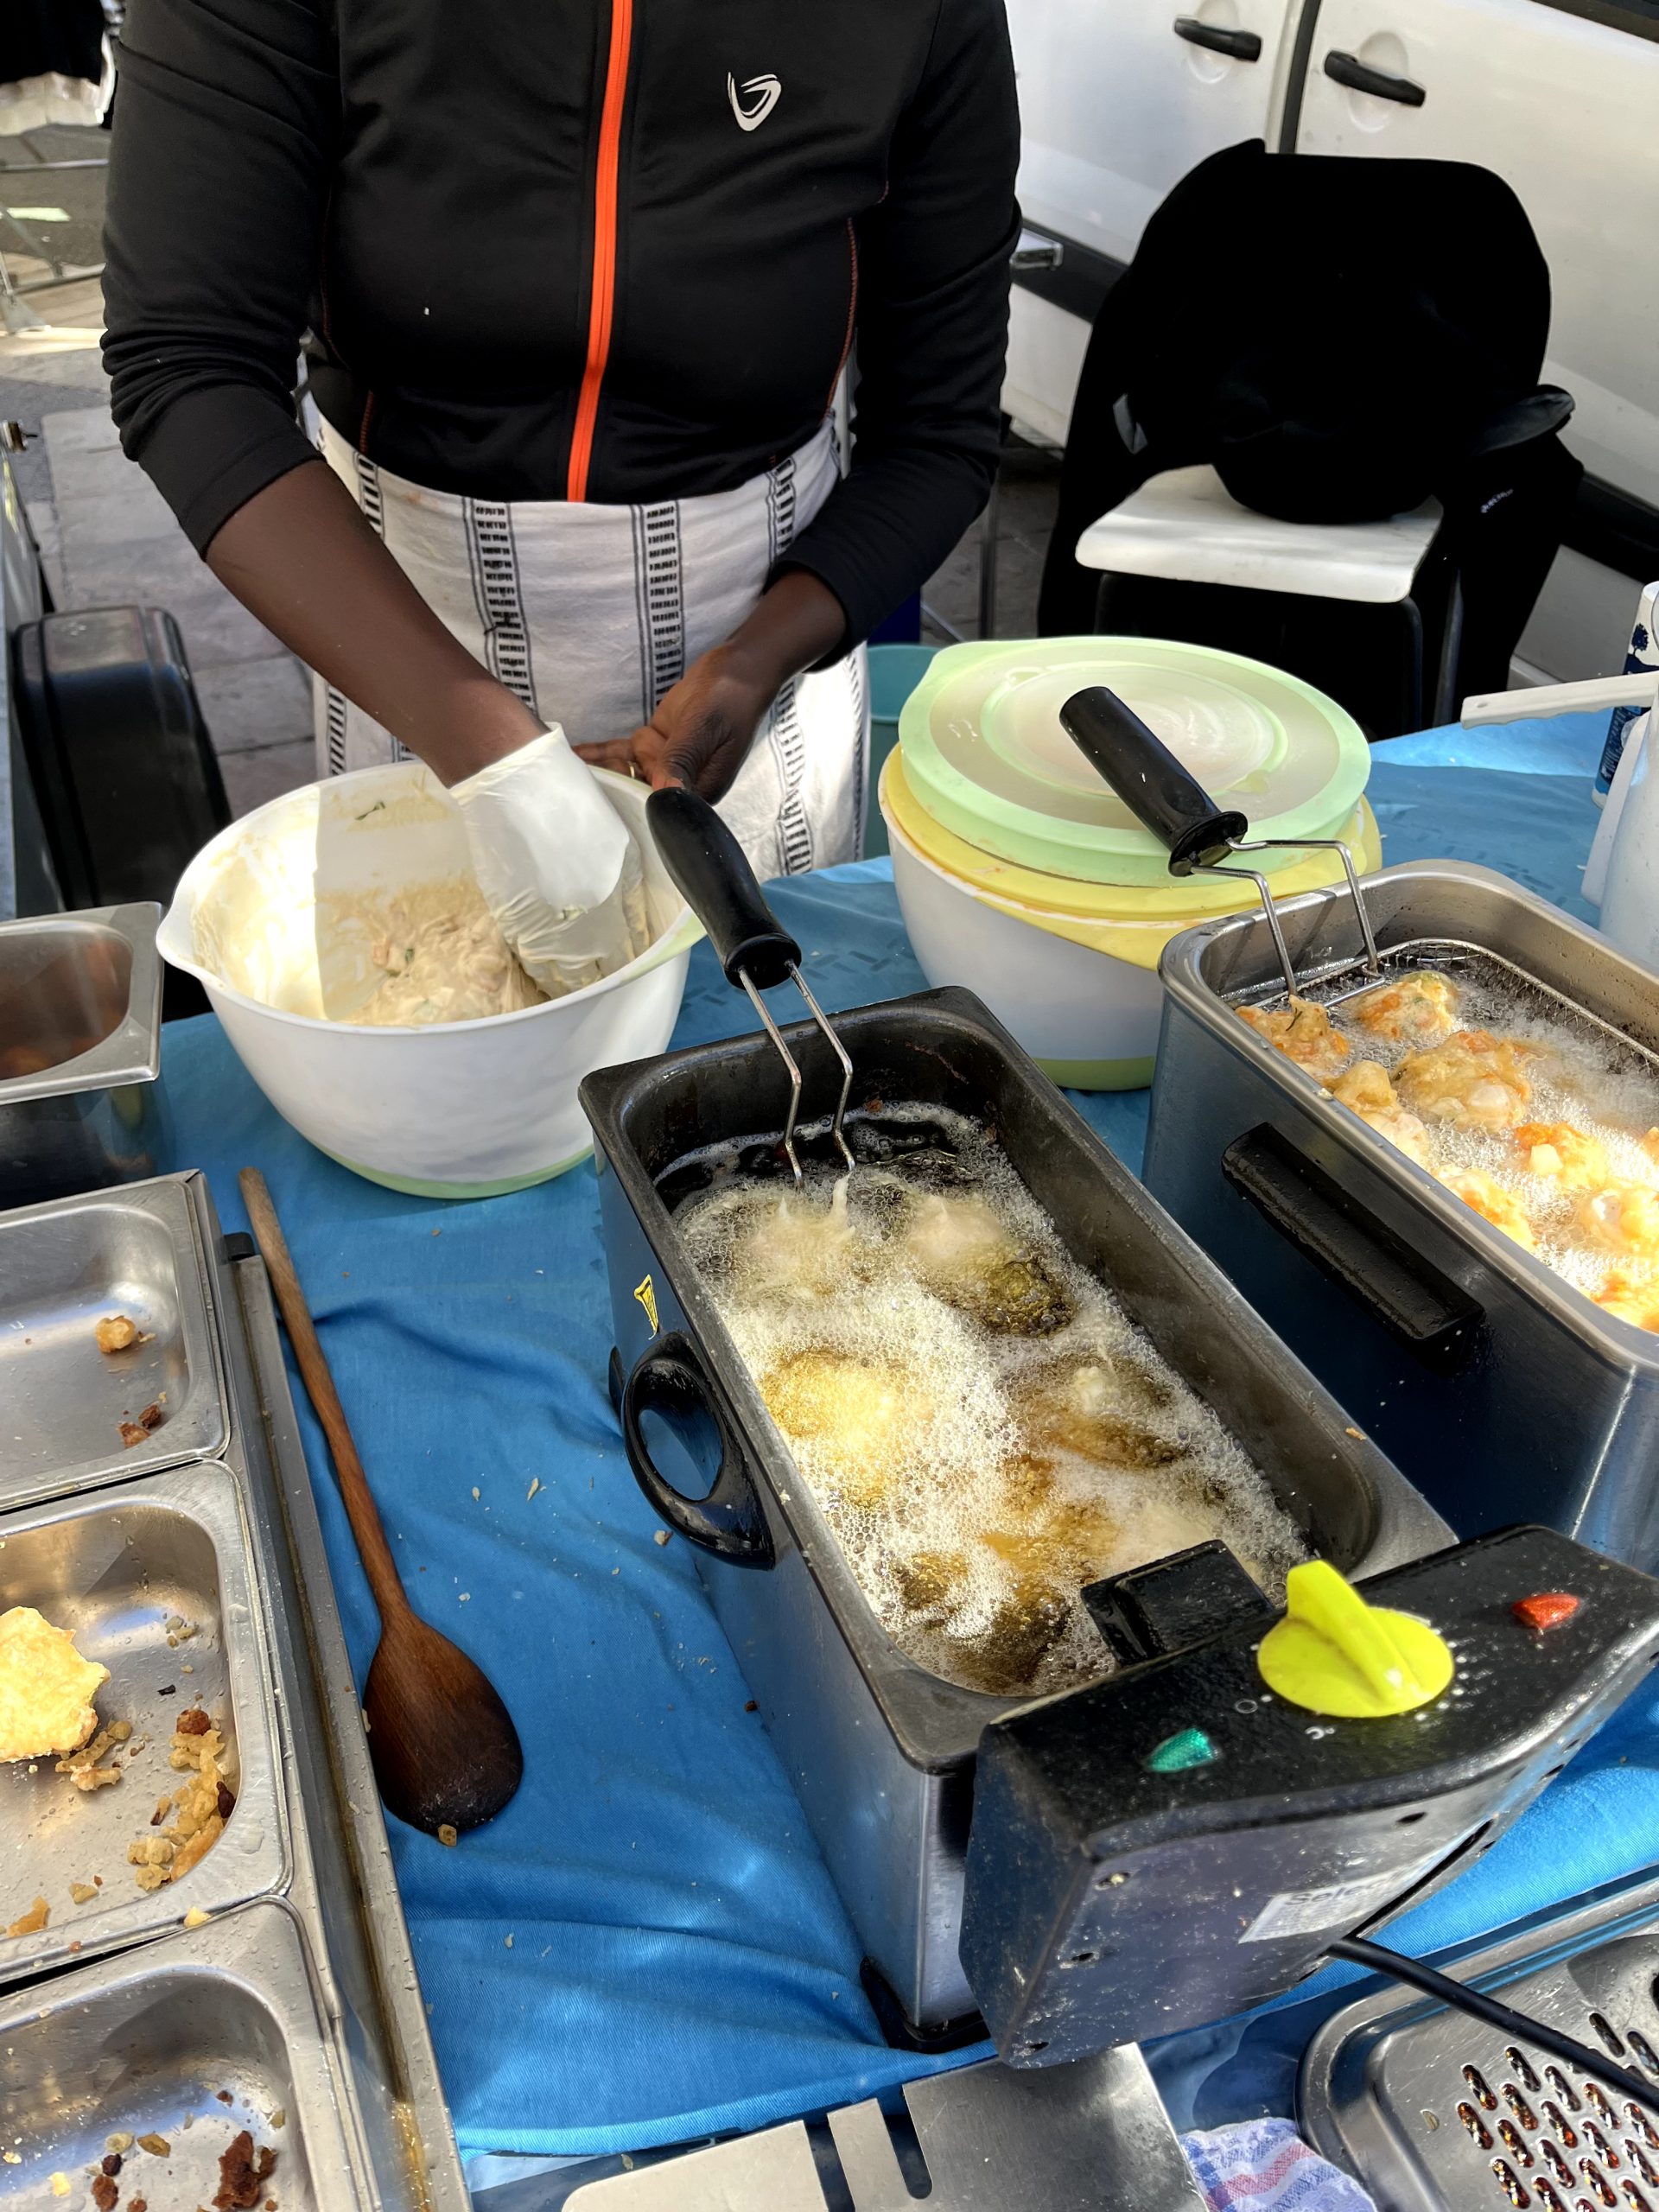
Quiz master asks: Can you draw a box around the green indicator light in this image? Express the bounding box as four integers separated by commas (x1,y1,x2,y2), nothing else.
1144,1726,1218,1775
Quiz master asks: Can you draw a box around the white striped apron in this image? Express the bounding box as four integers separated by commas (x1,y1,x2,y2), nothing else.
314,418,869,881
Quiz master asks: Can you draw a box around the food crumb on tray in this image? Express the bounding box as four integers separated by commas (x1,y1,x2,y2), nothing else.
126,1708,236,1891
214,2128,277,2210
4,1894,48,1938
118,1402,166,1450
59,1718,132,1792
0,1604,111,1764
91,2171,118,2211
136,2134,169,2157
96,1314,143,1354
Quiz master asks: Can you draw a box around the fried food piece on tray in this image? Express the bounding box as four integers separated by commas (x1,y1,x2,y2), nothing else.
1009,1357,1181,1472
1513,1121,1611,1192
902,1192,1071,1336
1395,1029,1535,1129
1330,1060,1433,1167
1578,1181,1659,1258
1440,1168,1537,1252
0,1606,110,1763
1238,996,1351,1083
760,1348,935,1509
95,1313,140,1353
1592,1270,1659,1333
1345,969,1460,1048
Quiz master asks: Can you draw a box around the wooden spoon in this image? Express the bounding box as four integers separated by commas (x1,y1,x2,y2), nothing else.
239,1168,523,1835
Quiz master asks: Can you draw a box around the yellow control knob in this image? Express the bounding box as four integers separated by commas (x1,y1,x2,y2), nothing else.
1256,1560,1454,1719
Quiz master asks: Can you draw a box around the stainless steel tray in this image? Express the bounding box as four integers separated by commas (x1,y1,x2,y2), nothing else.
0,1170,467,2211
0,1899,359,2210
0,1460,287,1986
0,902,165,1207
1300,1867,1659,2211
0,1173,228,1507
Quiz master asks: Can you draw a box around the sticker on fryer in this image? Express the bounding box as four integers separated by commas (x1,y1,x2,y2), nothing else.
1241,1871,1418,1943
633,1275,659,1335
1240,1839,1471,1944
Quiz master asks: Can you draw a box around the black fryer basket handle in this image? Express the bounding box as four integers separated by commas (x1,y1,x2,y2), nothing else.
620,1332,777,1567
1058,685,1248,874
646,784,801,988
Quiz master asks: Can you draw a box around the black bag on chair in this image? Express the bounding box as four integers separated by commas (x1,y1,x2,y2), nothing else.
1039,141,1580,728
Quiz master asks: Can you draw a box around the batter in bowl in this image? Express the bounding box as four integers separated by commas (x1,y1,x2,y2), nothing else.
326,877,548,1027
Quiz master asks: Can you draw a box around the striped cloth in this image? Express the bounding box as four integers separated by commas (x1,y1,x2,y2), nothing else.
313,418,868,884
1180,2120,1376,2210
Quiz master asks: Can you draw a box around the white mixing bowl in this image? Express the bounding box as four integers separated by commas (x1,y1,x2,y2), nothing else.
884,795,1166,1090
158,763,699,1197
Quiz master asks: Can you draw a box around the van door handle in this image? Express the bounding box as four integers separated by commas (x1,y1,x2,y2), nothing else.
1323,49,1427,105
1173,18,1264,60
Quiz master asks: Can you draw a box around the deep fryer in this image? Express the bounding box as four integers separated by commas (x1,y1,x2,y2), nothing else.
1051,682,1659,1571
579,788,1659,2078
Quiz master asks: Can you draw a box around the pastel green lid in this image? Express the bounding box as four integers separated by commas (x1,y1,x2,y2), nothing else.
897,637,1372,887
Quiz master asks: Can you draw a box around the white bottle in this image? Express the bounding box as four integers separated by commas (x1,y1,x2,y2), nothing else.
1599,697,1659,968
1596,581,1659,803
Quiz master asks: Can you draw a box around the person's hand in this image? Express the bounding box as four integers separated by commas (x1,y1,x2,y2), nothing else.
574,569,848,800
574,643,772,802
452,727,650,996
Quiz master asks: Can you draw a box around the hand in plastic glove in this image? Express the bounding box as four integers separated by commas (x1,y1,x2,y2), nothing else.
575,571,848,798
452,727,651,999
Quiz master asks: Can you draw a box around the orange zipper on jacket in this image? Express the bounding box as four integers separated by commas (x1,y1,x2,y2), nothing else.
567,0,635,502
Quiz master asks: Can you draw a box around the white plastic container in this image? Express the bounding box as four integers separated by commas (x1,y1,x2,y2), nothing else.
157,764,698,1197
885,797,1166,1088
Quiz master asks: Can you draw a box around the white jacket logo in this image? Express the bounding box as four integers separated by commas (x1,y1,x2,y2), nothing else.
728,72,782,131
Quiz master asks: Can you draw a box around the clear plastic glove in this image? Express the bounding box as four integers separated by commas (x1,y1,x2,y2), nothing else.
451,727,652,999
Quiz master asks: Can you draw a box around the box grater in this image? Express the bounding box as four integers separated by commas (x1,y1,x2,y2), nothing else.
1300,1867,1659,2210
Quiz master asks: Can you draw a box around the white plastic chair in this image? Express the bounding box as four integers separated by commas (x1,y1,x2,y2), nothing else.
1073,461,1452,718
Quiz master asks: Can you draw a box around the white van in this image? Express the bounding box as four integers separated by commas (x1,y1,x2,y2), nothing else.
1005,0,1659,681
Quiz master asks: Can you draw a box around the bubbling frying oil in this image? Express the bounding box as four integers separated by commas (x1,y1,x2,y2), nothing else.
671,1109,1306,1698
1269,956,1659,1328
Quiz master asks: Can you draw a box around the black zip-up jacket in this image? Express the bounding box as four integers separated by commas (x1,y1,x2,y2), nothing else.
102,0,1020,649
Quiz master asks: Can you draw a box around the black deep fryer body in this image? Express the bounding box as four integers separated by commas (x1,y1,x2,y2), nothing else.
582,984,1453,2032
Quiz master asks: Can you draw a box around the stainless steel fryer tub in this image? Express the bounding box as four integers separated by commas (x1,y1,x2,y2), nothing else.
1147,860,1659,1569
583,984,1453,2035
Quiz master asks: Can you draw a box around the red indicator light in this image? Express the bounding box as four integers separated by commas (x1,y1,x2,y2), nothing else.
1512,1592,1580,1632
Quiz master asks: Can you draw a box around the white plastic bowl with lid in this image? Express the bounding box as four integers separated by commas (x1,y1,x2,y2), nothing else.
884,639,1378,1089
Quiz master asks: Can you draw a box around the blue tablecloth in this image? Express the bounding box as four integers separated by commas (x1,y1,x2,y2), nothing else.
156,709,1659,2167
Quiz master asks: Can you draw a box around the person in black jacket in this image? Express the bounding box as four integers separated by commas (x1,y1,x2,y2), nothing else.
102,1,1020,953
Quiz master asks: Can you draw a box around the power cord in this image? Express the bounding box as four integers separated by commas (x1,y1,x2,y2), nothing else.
1329,1933,1659,2113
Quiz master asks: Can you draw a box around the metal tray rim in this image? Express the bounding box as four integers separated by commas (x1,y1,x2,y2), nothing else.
228,1255,470,2209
